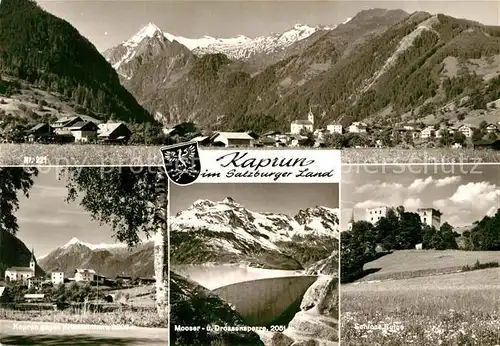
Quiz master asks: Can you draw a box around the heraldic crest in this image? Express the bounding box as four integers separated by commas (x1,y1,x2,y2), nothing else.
160,141,201,185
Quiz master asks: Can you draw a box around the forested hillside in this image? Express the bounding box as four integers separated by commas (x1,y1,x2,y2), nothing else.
0,0,154,123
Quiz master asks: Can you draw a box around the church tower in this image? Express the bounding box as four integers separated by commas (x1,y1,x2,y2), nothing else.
347,210,355,231
29,248,36,272
307,106,314,126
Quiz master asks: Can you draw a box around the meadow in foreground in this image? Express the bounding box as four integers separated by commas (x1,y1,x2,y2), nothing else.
0,306,166,328
341,268,500,346
1,144,499,165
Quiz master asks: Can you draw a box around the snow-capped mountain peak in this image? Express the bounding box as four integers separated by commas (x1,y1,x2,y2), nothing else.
170,198,339,269
170,198,339,253
62,237,127,250
63,237,90,248
105,19,344,68
127,22,163,46
342,17,353,24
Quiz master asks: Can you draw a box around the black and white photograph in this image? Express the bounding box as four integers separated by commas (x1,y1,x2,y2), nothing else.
169,183,339,346
340,164,500,345
0,166,167,345
1,0,500,165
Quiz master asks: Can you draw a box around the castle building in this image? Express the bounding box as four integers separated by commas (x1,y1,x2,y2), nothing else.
365,206,391,224
5,248,37,282
290,108,314,134
417,208,441,229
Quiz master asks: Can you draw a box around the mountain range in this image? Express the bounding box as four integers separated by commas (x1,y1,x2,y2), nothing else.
169,197,339,270
103,8,500,133
38,237,154,278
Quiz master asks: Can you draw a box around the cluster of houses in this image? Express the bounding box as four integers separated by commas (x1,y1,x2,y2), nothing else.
2,249,154,291
176,108,500,149
27,116,132,144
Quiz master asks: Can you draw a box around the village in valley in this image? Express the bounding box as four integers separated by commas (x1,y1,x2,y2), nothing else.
0,247,155,308
3,104,499,150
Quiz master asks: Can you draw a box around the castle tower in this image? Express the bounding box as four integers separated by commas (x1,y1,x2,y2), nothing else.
29,248,36,272
307,106,314,126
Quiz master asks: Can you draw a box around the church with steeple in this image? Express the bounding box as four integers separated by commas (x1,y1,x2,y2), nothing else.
4,248,38,282
347,210,355,231
290,107,315,134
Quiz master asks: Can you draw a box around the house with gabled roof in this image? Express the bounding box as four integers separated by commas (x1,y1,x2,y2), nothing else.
52,116,83,134
97,123,132,143
212,132,255,147
74,269,96,282
486,123,498,133
27,123,54,143
348,122,367,133
69,121,98,143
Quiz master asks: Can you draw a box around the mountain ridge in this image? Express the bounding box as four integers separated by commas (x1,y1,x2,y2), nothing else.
0,0,155,124
170,197,339,270
38,238,154,278
103,8,500,133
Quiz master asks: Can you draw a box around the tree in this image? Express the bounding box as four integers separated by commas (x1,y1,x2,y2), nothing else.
439,128,453,146
453,131,466,145
64,167,167,318
487,131,498,141
0,168,38,235
323,133,346,149
472,128,484,142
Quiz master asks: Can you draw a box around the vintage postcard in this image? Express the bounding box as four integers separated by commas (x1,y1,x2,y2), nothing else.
340,164,500,346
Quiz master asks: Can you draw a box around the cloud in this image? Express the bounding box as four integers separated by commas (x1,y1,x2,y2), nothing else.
17,216,69,226
449,182,500,208
408,176,434,193
435,176,462,187
435,182,500,226
355,181,404,194
433,199,448,209
403,197,422,210
354,200,386,209
408,176,461,193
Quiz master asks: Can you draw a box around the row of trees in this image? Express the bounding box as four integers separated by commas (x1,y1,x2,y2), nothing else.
341,206,456,283
2,281,105,304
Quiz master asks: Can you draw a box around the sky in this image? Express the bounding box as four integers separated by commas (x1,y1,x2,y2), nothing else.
340,164,500,230
14,167,127,258
37,0,500,51
170,183,339,215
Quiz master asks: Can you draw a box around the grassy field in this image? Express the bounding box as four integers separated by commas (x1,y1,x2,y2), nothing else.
0,305,166,328
359,250,500,281
0,144,498,165
342,268,500,346
107,285,156,307
341,148,499,163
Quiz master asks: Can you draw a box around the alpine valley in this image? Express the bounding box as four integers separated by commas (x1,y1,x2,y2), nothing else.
103,8,500,134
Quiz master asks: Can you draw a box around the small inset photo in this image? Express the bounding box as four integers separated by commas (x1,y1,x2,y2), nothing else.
340,164,500,346
169,183,340,346
0,167,167,345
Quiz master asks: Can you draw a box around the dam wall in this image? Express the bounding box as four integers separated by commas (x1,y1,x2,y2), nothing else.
212,275,319,326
